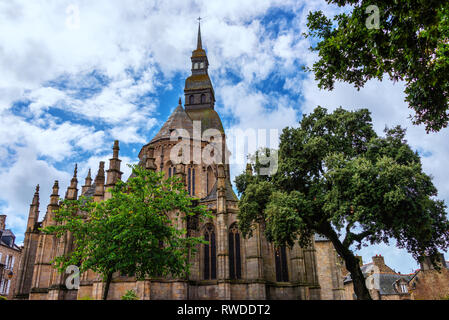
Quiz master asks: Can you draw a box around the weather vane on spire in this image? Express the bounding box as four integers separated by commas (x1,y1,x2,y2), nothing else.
197,16,202,24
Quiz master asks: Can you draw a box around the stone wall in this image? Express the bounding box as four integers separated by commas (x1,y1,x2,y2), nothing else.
409,268,449,300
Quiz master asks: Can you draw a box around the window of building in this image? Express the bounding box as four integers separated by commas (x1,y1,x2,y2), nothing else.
400,283,408,293
200,62,204,69
189,95,194,105
188,168,191,195
192,168,195,195
187,167,195,196
194,63,199,69
168,165,176,178
229,223,242,279
201,94,206,104
275,246,289,282
204,224,217,280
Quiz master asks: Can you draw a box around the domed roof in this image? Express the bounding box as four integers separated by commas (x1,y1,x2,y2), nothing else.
186,108,224,134
150,102,194,144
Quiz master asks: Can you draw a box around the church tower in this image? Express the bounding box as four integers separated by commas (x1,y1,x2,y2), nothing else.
184,22,215,110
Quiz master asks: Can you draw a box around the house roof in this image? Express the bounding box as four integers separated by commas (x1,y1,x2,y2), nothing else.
378,273,413,295
0,229,20,251
343,263,374,284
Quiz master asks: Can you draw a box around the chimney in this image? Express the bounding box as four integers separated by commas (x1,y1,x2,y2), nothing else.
0,215,6,231
372,254,385,267
372,254,395,273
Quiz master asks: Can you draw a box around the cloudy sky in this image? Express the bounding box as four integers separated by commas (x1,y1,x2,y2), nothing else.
0,0,447,274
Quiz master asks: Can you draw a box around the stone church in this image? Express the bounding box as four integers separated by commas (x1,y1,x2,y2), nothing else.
14,24,345,300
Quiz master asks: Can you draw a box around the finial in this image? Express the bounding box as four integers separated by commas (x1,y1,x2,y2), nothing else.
32,184,40,205
87,168,92,179
53,180,59,189
73,164,78,178
197,17,203,50
113,140,120,159
179,97,182,106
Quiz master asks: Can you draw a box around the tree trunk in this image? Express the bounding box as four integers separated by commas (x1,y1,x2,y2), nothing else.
322,225,372,300
103,272,113,300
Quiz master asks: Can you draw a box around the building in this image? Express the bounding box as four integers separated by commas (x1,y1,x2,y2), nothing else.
408,254,449,300
343,255,413,300
14,24,344,300
343,254,449,300
0,215,22,299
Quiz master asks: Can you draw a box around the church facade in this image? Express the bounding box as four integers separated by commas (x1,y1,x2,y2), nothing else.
14,25,345,300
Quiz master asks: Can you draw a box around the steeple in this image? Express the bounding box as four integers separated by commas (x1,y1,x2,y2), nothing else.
50,181,59,205
93,161,105,202
65,164,79,200
26,185,40,232
43,180,60,227
197,19,203,50
82,169,92,194
105,140,123,200
185,20,215,110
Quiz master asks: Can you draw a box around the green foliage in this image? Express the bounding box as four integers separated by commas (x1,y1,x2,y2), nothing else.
121,290,139,300
305,1,449,132
78,295,94,300
43,165,211,298
236,106,449,299
0,296,7,300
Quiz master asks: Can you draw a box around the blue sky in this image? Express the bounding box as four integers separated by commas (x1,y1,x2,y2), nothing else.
0,0,448,274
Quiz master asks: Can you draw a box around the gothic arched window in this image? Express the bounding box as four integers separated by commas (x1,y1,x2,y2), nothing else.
200,62,204,69
229,223,242,279
201,94,206,104
188,167,196,196
194,63,199,69
204,224,217,280
206,166,215,195
168,165,176,178
275,246,289,282
189,95,194,105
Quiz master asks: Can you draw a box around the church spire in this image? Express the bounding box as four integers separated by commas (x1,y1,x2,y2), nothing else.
197,18,203,50
185,21,215,110
65,164,78,200
26,185,40,232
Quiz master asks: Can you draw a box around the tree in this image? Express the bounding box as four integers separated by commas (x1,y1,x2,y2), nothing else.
236,106,449,300
305,1,449,132
43,165,211,300
121,290,139,300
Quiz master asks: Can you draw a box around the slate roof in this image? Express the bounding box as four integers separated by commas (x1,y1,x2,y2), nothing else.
201,179,239,202
343,262,414,296
151,105,194,144
186,108,224,134
0,229,20,250
343,263,374,284
378,273,413,295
